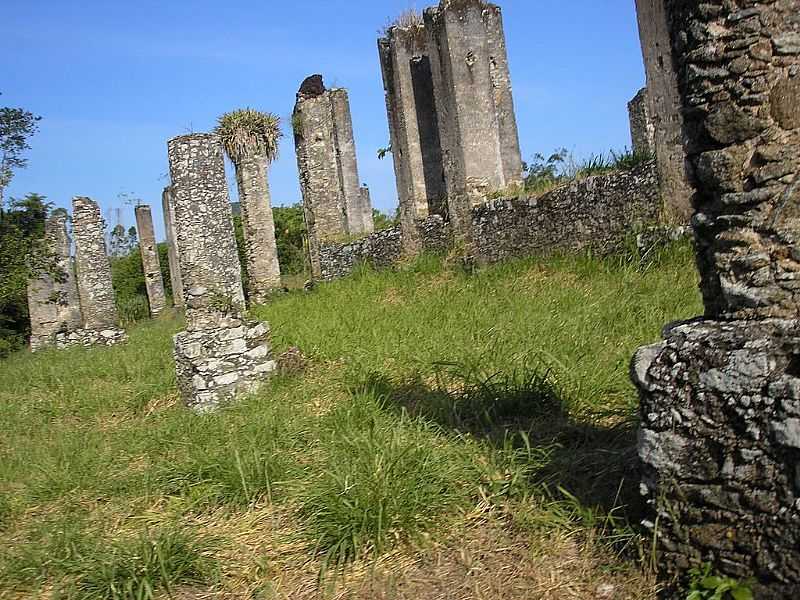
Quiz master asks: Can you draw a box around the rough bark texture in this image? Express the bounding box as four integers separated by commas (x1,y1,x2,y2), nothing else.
134,205,167,316
27,214,82,351
628,87,656,156
632,1,800,596
167,133,275,411
234,153,282,304
634,0,695,223
293,79,373,277
72,196,124,334
161,185,184,308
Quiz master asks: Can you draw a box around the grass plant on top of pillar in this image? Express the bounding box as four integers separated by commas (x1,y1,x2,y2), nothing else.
216,109,283,305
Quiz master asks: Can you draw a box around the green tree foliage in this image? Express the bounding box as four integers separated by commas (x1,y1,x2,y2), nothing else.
372,208,398,231
0,193,50,356
273,204,307,275
0,96,41,206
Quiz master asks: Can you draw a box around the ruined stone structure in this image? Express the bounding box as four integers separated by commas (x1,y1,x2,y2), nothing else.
27,213,82,351
293,75,374,277
319,162,659,280
628,87,656,156
379,0,524,250
66,197,129,348
632,2,800,596
167,133,276,411
161,186,184,308
231,142,282,304
634,0,695,223
134,205,167,316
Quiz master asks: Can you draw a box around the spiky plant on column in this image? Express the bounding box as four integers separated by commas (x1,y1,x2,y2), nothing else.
216,109,283,304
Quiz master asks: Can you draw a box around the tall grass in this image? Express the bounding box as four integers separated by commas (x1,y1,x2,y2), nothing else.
0,241,701,596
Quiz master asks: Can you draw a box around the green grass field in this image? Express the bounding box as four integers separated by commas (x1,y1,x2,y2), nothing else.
0,243,702,599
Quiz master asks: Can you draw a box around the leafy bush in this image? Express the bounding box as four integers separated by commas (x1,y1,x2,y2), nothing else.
686,564,753,600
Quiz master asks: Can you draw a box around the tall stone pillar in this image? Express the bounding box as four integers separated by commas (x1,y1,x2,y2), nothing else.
234,152,282,304
27,213,82,351
632,2,800,596
293,75,373,277
167,133,276,411
359,185,375,234
71,196,127,347
379,24,446,254
634,0,695,223
628,87,656,156
134,205,167,317
161,186,184,308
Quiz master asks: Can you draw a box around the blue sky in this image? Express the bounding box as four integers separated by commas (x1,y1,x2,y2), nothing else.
1,0,645,241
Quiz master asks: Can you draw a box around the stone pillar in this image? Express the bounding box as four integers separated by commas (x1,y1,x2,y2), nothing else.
293,75,372,277
161,186,184,308
359,185,375,234
167,133,276,411
379,24,446,254
27,213,82,351
632,2,800,596
71,196,127,347
628,87,656,157
330,88,366,235
134,205,167,317
634,0,694,223
234,152,282,304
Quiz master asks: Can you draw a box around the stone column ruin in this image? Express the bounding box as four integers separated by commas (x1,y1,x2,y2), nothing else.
293,75,374,277
161,185,184,308
379,0,524,250
134,204,167,317
233,150,282,304
632,1,800,596
634,0,695,223
167,133,276,412
628,87,656,157
27,213,83,351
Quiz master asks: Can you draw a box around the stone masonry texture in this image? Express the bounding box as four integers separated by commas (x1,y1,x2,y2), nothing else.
233,152,282,304
628,87,656,157
162,185,184,308
359,185,375,234
380,0,524,249
134,205,167,316
293,76,373,277
72,196,124,335
635,0,695,223
167,133,275,411
631,1,800,596
27,213,82,351
319,163,659,280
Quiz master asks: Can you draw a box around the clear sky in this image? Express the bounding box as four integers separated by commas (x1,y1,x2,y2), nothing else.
1,0,645,241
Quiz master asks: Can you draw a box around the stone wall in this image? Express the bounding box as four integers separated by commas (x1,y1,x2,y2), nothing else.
318,164,658,280
632,1,800,596
27,213,83,351
167,133,276,411
628,87,656,156
634,0,694,222
472,161,660,263
134,205,167,316
161,186,184,308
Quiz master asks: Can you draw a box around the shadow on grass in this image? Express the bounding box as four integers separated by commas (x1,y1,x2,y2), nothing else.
349,363,645,525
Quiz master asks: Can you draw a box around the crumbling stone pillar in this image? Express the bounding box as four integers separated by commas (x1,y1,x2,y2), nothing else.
634,0,695,223
167,133,276,412
234,151,282,304
379,23,446,254
71,196,127,347
628,87,656,157
632,2,800,596
134,205,167,317
293,75,373,277
359,185,375,234
27,213,82,351
161,186,184,308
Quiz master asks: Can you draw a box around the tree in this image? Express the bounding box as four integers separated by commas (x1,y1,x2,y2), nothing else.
216,109,283,303
108,223,137,257
0,95,41,207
